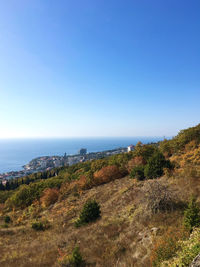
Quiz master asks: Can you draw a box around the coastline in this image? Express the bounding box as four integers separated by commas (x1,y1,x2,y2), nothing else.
0,147,127,181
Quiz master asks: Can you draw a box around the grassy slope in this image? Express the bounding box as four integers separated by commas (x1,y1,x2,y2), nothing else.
0,174,191,267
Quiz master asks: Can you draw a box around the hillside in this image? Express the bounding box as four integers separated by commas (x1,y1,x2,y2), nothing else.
1,124,200,266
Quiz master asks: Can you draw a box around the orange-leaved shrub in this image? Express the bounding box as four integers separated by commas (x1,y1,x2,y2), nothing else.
40,188,59,208
93,165,124,186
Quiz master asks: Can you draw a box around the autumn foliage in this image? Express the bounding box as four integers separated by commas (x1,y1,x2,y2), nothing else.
93,165,124,186
40,188,59,208
150,227,188,267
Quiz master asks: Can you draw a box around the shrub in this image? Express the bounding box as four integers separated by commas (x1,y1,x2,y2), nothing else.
184,197,200,232
40,188,59,208
161,228,200,266
0,190,13,203
144,151,172,179
143,180,176,214
93,165,124,186
134,143,158,161
127,156,146,172
130,165,145,180
69,246,85,267
75,199,101,227
151,227,188,267
4,215,11,223
31,219,50,231
107,153,131,169
58,246,85,267
32,221,45,231
91,159,108,172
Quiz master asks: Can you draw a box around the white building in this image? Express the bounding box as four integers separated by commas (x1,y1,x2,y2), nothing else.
127,145,134,152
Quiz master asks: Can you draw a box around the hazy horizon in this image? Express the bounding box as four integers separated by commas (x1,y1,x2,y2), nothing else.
0,135,171,140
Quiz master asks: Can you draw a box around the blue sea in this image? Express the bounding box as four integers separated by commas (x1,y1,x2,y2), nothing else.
0,137,162,174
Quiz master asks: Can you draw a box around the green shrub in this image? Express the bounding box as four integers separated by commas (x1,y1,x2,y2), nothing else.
75,199,101,227
0,190,13,203
4,215,11,223
58,246,85,267
32,221,45,231
69,246,85,267
130,165,145,180
144,151,172,179
31,219,50,231
184,197,200,232
134,143,158,161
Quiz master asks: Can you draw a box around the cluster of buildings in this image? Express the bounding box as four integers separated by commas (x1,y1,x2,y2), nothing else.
24,156,63,171
0,145,135,183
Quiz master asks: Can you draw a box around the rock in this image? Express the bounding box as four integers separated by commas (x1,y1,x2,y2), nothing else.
190,253,200,267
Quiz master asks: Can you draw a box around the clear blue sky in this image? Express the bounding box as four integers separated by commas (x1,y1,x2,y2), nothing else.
0,0,199,138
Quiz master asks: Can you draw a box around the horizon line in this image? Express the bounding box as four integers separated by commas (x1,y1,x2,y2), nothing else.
0,136,171,140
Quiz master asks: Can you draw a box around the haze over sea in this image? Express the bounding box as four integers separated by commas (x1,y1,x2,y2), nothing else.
0,137,163,174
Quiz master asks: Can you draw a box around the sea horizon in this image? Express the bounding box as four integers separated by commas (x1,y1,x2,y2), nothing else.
0,137,165,174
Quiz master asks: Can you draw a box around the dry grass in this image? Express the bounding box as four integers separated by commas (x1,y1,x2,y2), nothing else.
0,173,200,267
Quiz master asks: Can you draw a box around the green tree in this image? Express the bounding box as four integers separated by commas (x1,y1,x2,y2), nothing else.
0,182,5,191
4,215,11,223
130,165,145,181
134,143,158,162
75,199,101,227
144,151,172,179
69,246,84,267
184,197,200,232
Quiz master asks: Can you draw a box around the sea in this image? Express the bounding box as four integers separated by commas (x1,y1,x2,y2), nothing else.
0,137,162,174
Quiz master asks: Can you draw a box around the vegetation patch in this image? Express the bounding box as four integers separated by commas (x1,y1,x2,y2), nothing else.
75,199,101,227
130,165,145,180
58,246,85,267
160,228,200,266
143,180,177,214
31,219,50,231
184,196,200,232
151,227,189,267
4,215,11,223
40,188,59,208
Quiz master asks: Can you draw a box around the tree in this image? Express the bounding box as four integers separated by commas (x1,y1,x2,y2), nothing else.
69,246,84,267
130,165,145,181
134,143,158,162
184,197,200,232
75,199,101,227
0,182,5,191
144,152,172,179
5,181,10,190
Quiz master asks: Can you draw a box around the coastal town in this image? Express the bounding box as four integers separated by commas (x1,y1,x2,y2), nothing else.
0,146,134,183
